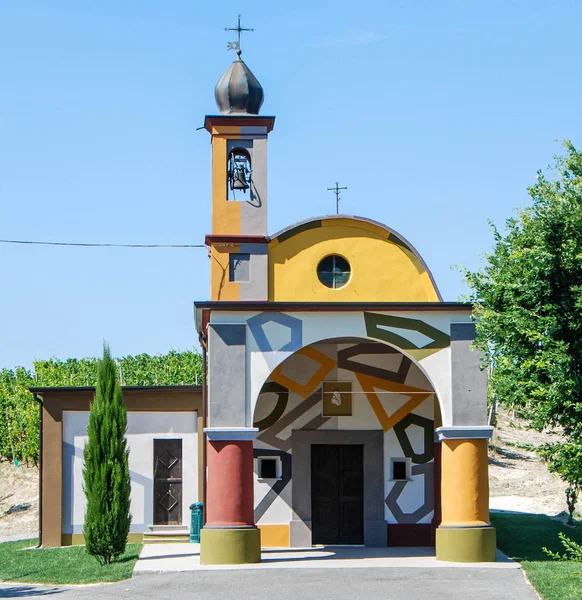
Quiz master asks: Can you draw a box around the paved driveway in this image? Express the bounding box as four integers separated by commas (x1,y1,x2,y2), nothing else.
0,567,538,599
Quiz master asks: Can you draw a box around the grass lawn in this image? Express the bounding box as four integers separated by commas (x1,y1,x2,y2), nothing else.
0,538,143,585
491,512,582,600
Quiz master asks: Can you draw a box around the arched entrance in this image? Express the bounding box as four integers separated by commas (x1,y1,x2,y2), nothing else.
251,337,442,548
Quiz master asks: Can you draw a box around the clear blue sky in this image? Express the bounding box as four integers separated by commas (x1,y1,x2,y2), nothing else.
1,1,580,369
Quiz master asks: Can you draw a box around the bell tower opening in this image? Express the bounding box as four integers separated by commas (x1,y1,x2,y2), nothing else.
228,147,252,201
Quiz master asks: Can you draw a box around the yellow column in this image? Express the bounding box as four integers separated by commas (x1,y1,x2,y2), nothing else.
436,428,496,562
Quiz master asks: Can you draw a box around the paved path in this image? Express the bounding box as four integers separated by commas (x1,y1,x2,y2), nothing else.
0,567,538,599
134,544,521,573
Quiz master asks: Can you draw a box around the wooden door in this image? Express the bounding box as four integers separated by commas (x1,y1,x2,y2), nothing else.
153,439,182,525
311,444,364,545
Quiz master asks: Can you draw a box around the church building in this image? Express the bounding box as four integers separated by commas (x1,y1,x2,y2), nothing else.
32,37,496,565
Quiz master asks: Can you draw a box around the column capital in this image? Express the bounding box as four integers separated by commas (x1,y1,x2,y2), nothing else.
436,426,493,441
204,427,259,441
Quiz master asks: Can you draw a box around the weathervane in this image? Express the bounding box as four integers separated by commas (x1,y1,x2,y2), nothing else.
327,182,348,214
225,14,254,57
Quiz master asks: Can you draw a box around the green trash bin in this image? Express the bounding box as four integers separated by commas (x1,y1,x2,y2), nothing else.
189,502,204,543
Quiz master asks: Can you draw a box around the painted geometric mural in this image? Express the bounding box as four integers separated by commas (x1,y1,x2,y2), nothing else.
363,313,450,361
248,310,451,358
251,329,441,526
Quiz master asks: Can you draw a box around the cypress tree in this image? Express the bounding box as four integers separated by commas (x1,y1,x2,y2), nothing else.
83,344,131,565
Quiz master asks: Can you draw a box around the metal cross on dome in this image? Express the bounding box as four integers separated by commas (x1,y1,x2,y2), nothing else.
327,181,348,215
225,14,254,57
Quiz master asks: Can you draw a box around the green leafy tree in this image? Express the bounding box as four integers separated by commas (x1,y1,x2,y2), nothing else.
83,344,131,565
464,141,582,512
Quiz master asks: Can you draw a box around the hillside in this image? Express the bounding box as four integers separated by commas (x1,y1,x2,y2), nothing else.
489,409,567,516
0,461,38,542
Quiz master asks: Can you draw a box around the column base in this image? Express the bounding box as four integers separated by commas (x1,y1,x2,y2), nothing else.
200,527,261,565
436,525,496,562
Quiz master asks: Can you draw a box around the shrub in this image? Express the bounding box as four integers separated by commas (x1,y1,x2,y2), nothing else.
543,532,582,562
83,344,132,565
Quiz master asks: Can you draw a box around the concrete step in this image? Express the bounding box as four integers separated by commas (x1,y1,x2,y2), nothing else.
143,534,190,544
148,525,189,533
144,525,191,544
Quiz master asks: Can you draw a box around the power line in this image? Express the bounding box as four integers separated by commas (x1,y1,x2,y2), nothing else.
0,239,207,249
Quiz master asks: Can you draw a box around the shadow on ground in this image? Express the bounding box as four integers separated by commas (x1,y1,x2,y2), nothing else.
489,446,535,469
0,586,63,598
492,511,582,561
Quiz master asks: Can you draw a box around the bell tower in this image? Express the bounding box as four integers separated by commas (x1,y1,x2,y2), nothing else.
204,30,275,301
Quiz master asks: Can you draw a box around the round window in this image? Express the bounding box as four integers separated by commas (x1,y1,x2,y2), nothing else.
317,255,351,289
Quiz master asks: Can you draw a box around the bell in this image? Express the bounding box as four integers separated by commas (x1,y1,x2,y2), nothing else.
232,166,250,191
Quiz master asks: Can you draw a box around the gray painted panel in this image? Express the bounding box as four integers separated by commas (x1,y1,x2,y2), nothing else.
366,520,388,546
291,430,385,547
450,323,487,426
227,139,253,152
62,441,75,534
212,323,246,346
290,519,312,547
208,324,246,427
451,322,477,342
240,252,268,301
240,243,268,255
229,253,250,282
240,136,267,235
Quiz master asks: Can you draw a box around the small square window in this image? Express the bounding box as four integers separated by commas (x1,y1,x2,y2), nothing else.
229,253,250,282
257,457,281,480
391,458,409,481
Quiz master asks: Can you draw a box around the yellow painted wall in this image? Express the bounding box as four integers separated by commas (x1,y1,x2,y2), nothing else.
258,524,290,548
211,134,241,236
268,218,440,302
210,244,241,301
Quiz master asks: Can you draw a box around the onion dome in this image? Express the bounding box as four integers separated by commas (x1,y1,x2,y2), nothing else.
214,55,264,115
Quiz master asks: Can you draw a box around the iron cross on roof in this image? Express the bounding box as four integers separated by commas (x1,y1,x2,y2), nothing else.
327,182,348,214
225,14,254,56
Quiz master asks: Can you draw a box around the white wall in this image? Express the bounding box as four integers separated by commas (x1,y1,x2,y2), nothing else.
63,411,198,534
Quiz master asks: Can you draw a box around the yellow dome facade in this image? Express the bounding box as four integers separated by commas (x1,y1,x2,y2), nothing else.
268,216,441,302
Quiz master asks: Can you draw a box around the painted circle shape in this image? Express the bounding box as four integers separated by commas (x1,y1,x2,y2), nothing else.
317,255,351,289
